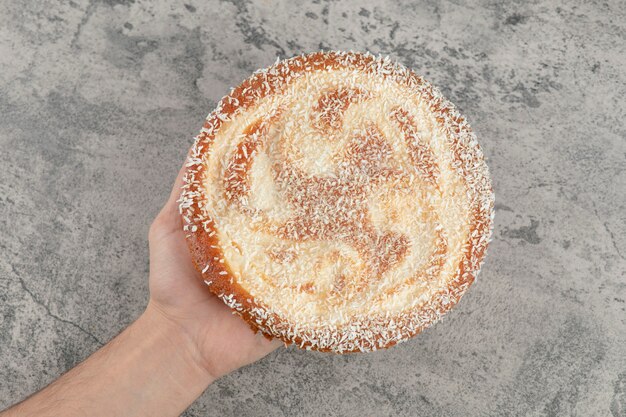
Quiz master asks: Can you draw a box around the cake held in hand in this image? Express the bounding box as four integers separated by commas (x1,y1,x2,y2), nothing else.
180,51,494,353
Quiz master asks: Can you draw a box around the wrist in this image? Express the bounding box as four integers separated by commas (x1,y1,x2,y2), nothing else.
4,301,217,417
138,303,215,388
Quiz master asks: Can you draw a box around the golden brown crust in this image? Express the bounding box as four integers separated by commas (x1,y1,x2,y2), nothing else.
180,51,494,353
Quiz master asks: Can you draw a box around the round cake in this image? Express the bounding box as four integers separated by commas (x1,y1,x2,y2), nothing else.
179,51,494,353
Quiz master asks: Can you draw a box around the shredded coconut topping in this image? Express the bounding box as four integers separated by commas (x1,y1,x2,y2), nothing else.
179,51,494,353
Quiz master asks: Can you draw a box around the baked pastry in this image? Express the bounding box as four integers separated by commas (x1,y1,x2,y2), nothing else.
180,51,494,353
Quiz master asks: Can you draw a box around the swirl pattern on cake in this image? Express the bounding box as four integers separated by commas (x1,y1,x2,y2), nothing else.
180,51,494,353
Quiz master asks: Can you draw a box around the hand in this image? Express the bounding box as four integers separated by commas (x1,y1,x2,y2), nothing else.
146,159,282,380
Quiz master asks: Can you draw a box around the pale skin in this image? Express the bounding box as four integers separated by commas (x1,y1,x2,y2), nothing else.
1,159,281,417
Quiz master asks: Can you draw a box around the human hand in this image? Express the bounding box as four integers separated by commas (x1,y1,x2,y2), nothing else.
145,158,282,381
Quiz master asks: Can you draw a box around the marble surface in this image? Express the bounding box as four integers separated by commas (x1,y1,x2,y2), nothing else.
1,0,625,415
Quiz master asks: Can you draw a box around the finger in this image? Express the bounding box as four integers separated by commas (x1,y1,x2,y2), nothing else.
161,155,189,216
249,333,283,363
263,335,284,350
153,154,189,234
166,154,190,207
231,332,283,372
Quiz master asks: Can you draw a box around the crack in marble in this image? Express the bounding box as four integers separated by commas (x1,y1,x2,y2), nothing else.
11,265,104,346
594,209,625,261
70,0,98,49
603,221,625,261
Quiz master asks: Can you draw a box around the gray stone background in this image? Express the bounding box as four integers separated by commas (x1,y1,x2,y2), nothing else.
1,0,625,415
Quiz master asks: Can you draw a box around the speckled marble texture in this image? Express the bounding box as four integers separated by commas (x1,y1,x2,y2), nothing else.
0,0,625,415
